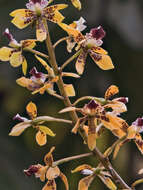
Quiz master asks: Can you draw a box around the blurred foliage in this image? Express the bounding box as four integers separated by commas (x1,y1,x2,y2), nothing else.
0,0,143,189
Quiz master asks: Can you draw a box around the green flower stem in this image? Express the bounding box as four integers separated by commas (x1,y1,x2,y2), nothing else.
60,49,81,71
24,48,49,59
73,96,107,106
44,20,131,190
53,152,93,166
33,116,72,124
53,36,70,49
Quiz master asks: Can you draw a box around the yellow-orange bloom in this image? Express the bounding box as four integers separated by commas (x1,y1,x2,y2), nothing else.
24,147,69,190
70,0,81,10
0,28,36,75
10,0,67,41
59,23,114,74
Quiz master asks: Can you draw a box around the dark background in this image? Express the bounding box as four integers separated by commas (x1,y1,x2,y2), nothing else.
0,0,143,189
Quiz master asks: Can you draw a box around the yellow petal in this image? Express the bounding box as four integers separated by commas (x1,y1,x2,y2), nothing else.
78,175,95,190
102,113,128,138
36,19,47,42
44,4,68,12
32,83,52,95
104,101,127,114
10,9,33,29
71,0,81,10
22,58,27,75
36,130,47,146
60,172,69,190
42,180,56,190
10,9,33,17
46,10,65,23
64,84,75,97
113,141,124,159
26,101,37,119
10,51,23,67
104,85,119,100
58,23,85,43
0,47,12,61
89,51,114,70
16,77,33,88
46,166,60,180
9,122,31,136
62,72,80,78
38,125,55,137
127,125,137,139
98,175,117,190
44,147,55,166
76,50,87,75
87,133,97,151
71,164,93,173
37,165,47,182
35,55,51,73
21,39,36,49
72,119,81,134
59,106,77,113
91,47,108,55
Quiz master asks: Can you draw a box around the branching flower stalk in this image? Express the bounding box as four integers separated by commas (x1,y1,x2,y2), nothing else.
1,0,143,190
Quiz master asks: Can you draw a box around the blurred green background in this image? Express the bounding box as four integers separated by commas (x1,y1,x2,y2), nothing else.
0,0,143,189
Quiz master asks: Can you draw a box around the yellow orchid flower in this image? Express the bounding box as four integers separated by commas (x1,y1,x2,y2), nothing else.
10,0,68,41
59,23,114,74
60,85,129,150
24,147,69,190
9,102,55,146
0,29,36,75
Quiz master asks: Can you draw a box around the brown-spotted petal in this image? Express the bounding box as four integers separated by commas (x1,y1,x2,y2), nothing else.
26,101,37,119
36,130,47,146
75,50,88,75
36,19,47,42
134,133,143,154
0,47,12,61
104,85,119,100
44,147,55,166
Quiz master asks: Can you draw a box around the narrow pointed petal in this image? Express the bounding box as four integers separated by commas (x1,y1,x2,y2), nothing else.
36,130,47,146
10,9,33,17
104,85,119,100
26,101,37,119
58,23,85,43
87,133,97,151
0,47,12,61
60,172,69,190
71,164,93,173
76,50,87,75
62,72,80,78
89,51,114,70
72,119,81,134
10,51,23,67
59,106,77,114
98,175,117,190
35,55,51,73
9,122,31,136
36,19,47,42
78,175,95,190
44,147,55,166
22,57,27,75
